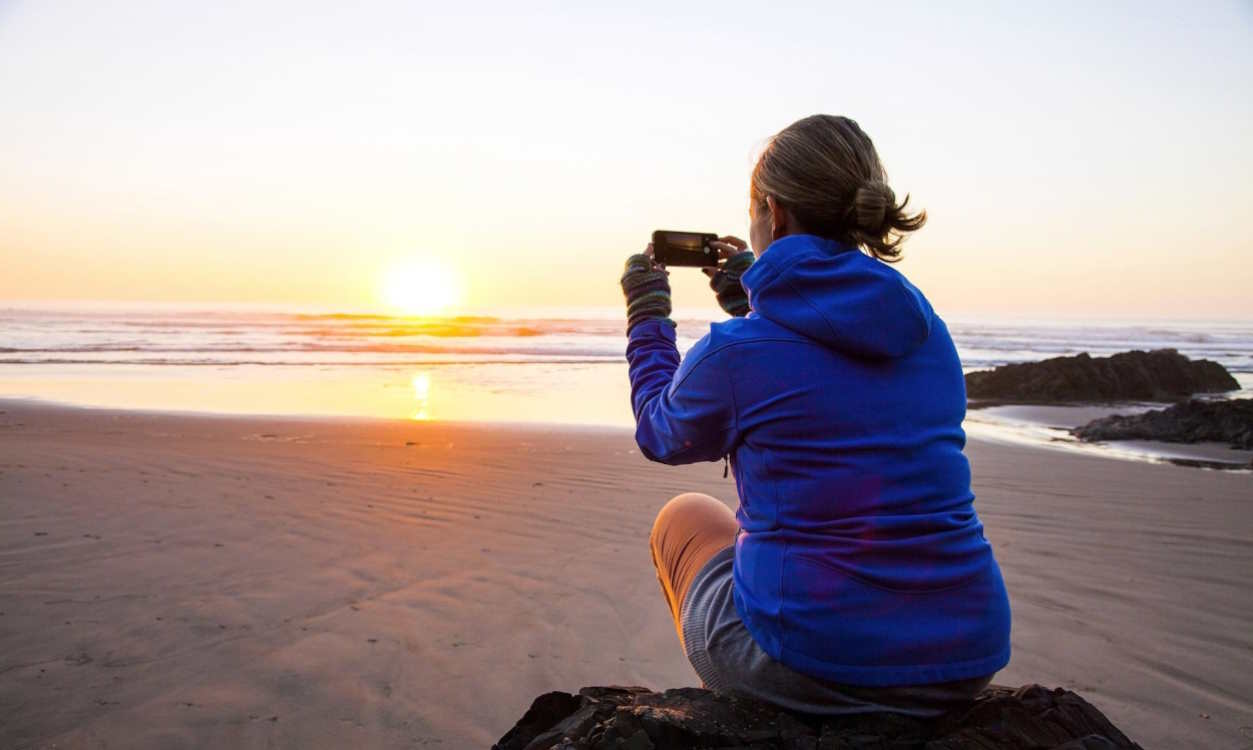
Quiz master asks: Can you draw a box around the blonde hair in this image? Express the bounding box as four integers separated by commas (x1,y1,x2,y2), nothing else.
750,115,926,262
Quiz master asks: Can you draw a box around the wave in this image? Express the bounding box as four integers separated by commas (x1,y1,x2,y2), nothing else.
0,342,625,356
294,312,504,324
0,357,621,367
4,309,1251,378
109,322,563,336
8,357,1249,374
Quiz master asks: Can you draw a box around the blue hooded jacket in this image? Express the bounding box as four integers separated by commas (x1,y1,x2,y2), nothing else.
626,234,1011,687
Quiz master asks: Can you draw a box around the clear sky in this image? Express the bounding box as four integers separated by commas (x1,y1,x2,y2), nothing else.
1,1,1250,317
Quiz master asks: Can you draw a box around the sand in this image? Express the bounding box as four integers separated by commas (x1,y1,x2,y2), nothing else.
0,400,1249,748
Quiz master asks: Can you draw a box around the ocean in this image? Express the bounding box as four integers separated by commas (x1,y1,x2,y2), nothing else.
3,304,1250,467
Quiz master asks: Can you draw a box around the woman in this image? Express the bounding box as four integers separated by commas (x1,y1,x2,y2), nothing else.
619,114,1011,716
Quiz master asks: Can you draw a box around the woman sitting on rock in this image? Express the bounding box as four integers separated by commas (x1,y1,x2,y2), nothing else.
620,114,1012,716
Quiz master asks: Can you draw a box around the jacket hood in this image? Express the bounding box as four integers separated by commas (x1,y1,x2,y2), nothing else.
739,234,934,359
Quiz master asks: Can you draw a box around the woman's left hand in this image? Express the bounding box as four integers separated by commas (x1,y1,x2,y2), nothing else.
700,236,750,277
703,236,754,317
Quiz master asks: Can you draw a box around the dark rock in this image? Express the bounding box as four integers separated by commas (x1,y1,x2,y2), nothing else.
964,349,1239,404
494,691,587,750
493,684,1142,750
1072,398,1253,450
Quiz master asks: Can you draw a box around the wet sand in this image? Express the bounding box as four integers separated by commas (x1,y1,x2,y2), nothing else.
0,400,1249,748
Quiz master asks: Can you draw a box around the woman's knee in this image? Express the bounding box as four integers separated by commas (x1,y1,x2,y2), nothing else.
649,492,736,557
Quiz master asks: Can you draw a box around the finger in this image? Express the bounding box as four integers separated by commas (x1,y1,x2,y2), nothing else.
643,243,667,272
708,241,743,260
717,235,748,251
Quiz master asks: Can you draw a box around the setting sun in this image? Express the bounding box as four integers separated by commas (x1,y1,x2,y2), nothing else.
382,260,463,316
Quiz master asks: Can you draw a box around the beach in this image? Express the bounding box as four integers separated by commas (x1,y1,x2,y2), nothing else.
1,401,1249,748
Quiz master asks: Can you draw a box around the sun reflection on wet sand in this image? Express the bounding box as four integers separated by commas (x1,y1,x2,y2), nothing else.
411,372,431,420
0,363,637,426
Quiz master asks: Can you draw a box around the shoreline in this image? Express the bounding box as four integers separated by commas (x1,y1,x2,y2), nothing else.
1,400,1250,747
5,304,1251,471
0,395,637,434
965,401,1253,471
5,392,1251,472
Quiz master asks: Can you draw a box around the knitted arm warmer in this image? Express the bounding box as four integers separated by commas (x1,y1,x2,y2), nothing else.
708,252,755,317
620,254,675,334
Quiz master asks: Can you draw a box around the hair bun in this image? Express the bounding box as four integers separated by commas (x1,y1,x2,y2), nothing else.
852,181,895,234
750,114,927,261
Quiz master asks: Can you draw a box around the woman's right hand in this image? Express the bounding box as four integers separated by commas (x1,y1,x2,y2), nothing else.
620,243,674,334
703,236,754,317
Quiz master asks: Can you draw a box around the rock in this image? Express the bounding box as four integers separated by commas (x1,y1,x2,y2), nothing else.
1072,398,1253,450
964,349,1239,404
494,684,1142,750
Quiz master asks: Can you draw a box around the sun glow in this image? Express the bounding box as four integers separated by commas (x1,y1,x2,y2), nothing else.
382,260,463,316
411,371,431,421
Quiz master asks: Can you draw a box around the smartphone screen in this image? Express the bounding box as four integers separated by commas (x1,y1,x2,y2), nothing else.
653,230,719,266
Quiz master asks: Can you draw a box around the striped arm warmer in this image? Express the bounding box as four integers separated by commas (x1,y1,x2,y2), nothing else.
620,254,675,334
708,252,755,317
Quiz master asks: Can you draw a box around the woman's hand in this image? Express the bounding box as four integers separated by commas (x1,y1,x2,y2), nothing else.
620,242,674,334
702,235,754,317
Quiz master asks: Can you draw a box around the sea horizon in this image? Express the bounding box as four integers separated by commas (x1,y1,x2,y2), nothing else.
3,302,1250,469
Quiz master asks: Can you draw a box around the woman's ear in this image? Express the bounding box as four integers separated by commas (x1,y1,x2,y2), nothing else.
766,195,789,241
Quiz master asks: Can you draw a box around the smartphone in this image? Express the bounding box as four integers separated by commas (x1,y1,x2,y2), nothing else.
652,230,719,267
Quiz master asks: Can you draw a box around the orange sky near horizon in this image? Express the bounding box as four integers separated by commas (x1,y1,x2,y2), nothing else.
2,2,1251,319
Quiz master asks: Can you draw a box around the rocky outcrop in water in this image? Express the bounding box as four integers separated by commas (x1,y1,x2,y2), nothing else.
1073,398,1253,450
964,349,1238,404
494,684,1141,750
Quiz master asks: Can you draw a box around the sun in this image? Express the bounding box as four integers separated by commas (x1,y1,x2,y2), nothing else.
382,260,463,316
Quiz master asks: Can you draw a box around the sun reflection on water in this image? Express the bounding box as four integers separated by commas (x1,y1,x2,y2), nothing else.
411,372,431,420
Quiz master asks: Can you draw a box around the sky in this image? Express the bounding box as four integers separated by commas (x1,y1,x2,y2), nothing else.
1,0,1251,318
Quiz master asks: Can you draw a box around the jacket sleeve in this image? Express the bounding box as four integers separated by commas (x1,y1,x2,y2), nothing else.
625,319,739,464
